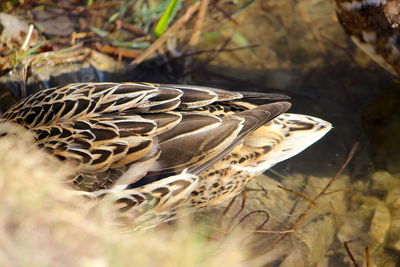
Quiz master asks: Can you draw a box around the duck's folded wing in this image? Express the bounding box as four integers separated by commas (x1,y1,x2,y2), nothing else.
2,82,291,192
161,84,289,102
187,101,291,175
123,101,290,187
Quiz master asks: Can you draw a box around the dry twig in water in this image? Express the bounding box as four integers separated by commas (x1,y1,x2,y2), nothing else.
343,239,361,267
266,142,360,250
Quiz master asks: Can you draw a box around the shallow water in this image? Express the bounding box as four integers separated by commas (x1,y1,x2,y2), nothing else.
1,0,399,265
193,0,398,177
190,0,400,265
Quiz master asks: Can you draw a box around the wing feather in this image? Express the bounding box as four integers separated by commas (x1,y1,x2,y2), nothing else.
2,82,294,195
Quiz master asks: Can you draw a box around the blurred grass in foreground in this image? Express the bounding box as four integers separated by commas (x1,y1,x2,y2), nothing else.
0,123,251,267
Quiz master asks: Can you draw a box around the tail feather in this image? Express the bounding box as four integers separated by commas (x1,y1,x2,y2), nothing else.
242,113,332,172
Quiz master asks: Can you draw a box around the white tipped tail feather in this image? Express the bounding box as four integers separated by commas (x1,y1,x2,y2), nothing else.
242,113,332,174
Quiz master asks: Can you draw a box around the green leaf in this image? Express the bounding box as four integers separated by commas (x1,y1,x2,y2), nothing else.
48,45,80,56
90,26,109,38
108,0,136,22
236,0,256,14
111,41,151,49
232,31,249,47
153,0,183,37
108,12,120,23
23,42,46,56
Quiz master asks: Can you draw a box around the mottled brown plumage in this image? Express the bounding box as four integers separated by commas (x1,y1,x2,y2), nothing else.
1,82,331,227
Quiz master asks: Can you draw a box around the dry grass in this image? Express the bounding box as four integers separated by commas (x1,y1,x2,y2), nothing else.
0,128,250,267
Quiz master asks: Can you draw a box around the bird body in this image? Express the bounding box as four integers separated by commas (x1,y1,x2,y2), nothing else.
1,82,331,226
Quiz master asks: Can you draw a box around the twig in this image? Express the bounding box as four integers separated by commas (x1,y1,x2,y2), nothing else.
169,43,259,60
255,181,268,194
210,1,238,25
219,194,238,226
231,210,270,242
116,20,148,36
70,32,95,45
294,142,359,227
264,142,360,251
343,239,361,267
315,142,359,201
189,0,210,48
181,36,232,78
255,211,270,230
277,185,316,205
247,229,294,234
225,191,247,231
229,209,266,232
94,43,140,59
365,246,370,267
184,0,210,81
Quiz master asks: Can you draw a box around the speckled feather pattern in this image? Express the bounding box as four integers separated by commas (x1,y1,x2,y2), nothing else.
1,82,331,226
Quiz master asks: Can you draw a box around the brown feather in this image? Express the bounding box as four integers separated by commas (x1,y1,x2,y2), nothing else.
1,82,332,227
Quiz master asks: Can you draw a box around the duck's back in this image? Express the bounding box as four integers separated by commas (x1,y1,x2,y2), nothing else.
1,82,331,225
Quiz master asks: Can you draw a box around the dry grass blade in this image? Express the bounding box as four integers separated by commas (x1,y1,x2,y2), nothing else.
117,20,148,36
277,185,316,205
20,24,34,51
130,2,201,67
189,0,210,47
0,127,253,266
184,0,210,81
94,43,141,59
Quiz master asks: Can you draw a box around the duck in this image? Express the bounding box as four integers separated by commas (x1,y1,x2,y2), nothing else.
0,82,331,226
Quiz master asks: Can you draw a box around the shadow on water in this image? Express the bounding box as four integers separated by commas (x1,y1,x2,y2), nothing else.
1,54,397,180
189,61,396,179
180,0,400,180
